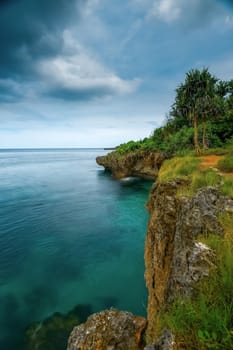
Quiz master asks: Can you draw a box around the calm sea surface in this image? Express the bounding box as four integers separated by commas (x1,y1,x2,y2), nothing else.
0,149,152,349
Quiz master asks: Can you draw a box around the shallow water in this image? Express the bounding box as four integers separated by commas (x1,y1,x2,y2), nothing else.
0,149,152,349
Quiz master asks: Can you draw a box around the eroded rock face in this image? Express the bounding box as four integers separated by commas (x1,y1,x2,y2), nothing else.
96,150,166,179
67,309,147,350
145,180,233,341
144,329,175,350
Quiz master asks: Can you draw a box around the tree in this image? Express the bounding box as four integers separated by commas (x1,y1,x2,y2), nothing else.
171,68,220,153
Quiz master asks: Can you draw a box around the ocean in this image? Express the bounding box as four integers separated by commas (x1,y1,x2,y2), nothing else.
0,148,152,349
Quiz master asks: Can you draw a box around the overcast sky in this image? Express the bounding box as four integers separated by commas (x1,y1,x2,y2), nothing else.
0,0,233,148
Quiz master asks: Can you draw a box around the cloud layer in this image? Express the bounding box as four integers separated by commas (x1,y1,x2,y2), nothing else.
0,0,138,102
0,0,233,147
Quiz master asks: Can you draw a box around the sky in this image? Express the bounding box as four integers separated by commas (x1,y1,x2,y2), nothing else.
0,0,233,148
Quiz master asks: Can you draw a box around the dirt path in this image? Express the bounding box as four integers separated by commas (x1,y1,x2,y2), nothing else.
199,155,233,178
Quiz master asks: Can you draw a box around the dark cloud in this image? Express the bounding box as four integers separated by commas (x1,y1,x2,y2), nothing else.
224,0,233,7
0,0,137,103
0,0,84,78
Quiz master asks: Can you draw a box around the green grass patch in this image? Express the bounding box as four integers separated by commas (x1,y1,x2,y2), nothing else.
160,214,233,349
217,154,233,173
158,155,233,198
187,169,220,195
221,177,233,198
158,156,200,183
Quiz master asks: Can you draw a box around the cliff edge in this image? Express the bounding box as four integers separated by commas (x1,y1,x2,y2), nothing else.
96,150,166,179
68,153,233,350
145,179,233,344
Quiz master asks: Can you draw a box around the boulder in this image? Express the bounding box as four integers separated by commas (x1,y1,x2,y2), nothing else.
67,308,147,350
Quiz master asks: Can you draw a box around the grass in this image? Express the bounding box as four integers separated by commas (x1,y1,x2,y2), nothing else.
158,156,200,183
158,155,233,198
217,154,233,173
200,146,233,156
221,177,233,198
159,214,233,350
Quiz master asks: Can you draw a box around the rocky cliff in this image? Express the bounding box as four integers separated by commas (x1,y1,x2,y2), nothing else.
145,179,233,344
67,155,233,350
96,150,165,179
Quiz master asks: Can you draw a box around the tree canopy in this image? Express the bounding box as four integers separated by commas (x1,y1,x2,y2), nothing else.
115,68,233,156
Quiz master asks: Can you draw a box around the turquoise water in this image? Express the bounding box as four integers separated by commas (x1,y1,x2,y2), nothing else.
0,149,152,349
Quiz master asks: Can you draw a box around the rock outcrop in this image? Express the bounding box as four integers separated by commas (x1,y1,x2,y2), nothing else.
67,309,147,350
145,179,233,341
96,150,166,179
67,151,233,349
145,329,175,350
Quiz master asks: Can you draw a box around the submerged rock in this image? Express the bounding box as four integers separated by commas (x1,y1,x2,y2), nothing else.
145,180,232,341
67,308,147,350
24,304,92,350
96,150,166,179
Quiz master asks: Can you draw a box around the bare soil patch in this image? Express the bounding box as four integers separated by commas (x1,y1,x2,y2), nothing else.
199,155,233,178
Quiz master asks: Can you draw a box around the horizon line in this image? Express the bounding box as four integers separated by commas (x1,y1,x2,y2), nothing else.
0,147,107,150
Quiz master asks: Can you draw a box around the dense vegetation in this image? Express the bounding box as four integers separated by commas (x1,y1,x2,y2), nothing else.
110,68,233,349
115,68,233,156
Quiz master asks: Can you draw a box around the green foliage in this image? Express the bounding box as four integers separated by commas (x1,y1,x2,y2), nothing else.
111,68,232,157
217,154,233,173
116,140,143,154
160,215,233,349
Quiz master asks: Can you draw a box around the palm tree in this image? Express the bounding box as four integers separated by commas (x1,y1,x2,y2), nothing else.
173,68,218,153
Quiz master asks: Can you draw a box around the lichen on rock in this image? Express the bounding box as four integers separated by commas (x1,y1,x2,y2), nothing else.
144,329,175,350
67,308,147,350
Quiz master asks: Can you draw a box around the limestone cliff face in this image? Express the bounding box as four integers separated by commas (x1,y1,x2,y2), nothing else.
67,152,233,349
96,150,165,179
145,179,233,342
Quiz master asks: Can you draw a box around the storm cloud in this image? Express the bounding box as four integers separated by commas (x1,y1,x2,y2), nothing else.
0,0,233,147
0,0,137,102
0,0,83,76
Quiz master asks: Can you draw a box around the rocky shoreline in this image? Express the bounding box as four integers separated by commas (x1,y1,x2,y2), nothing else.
66,151,233,350
96,150,166,179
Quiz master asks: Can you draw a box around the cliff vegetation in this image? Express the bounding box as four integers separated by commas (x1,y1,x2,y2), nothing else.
147,155,233,349
111,68,233,157
93,68,233,350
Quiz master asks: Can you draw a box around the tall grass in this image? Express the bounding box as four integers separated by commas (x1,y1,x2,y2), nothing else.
188,169,220,194
221,177,233,198
158,156,233,198
158,156,200,183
